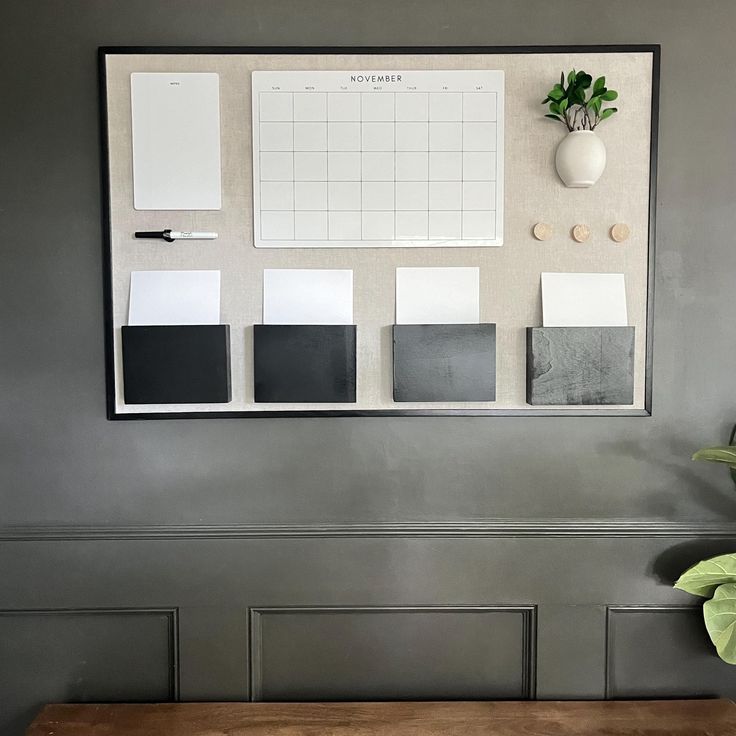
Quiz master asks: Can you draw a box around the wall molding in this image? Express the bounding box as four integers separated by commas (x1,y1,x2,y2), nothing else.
604,604,701,699
1,520,736,541
0,607,180,700
249,605,537,701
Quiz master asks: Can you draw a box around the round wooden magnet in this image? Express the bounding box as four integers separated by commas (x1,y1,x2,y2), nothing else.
610,223,630,242
572,224,591,243
532,223,553,241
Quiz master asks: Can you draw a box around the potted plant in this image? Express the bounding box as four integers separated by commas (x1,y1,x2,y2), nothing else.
675,428,736,663
542,70,618,188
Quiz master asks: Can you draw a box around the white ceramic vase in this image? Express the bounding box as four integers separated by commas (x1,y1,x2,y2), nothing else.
555,130,606,188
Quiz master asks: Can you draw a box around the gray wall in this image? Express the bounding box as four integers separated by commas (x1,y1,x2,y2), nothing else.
2,1,736,734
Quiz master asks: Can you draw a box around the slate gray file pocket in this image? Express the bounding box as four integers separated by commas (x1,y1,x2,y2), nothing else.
253,325,357,403
526,326,635,405
122,325,232,404
393,324,496,402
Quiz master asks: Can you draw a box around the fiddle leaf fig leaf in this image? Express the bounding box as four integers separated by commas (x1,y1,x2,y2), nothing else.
594,76,606,92
692,447,736,466
704,584,736,664
600,107,617,120
602,89,619,101
675,554,736,597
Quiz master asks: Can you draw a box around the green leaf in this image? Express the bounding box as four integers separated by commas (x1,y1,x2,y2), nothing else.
568,70,576,85
573,89,587,106
560,71,565,87
547,87,565,101
602,89,618,101
704,584,736,664
675,554,736,597
594,76,606,92
549,101,562,115
578,73,593,89
692,447,736,466
599,107,617,120
545,113,564,122
558,98,569,112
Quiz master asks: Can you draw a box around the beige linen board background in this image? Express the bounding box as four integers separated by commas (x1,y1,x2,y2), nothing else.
103,50,655,416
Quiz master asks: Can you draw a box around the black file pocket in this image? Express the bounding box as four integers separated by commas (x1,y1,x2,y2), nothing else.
526,326,635,405
122,325,232,404
253,325,357,403
392,324,496,402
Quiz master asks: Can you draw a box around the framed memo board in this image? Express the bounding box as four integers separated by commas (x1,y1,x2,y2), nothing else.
99,45,659,419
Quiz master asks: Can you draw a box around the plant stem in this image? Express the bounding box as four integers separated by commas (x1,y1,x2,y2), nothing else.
563,107,573,132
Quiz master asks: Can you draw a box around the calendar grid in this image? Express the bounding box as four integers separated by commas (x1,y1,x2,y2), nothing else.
291,92,295,240
392,92,396,242
460,92,464,240
253,71,503,247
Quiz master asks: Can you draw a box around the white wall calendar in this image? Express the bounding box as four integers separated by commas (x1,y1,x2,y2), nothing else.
251,70,504,248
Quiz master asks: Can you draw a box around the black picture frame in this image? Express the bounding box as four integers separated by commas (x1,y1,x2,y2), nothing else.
99,44,660,420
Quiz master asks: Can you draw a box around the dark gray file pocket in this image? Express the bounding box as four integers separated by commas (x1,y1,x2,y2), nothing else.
526,326,635,405
253,325,357,403
392,324,496,402
122,325,232,404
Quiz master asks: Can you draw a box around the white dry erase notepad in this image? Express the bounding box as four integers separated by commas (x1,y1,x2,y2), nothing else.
263,269,353,325
252,70,504,248
128,270,221,325
396,267,480,324
131,72,222,210
541,272,628,327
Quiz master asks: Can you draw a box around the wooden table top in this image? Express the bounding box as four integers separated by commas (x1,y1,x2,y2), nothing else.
25,700,736,736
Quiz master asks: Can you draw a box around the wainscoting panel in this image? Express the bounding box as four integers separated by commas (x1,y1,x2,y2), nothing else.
3,535,736,734
0,609,177,736
250,606,536,701
606,606,736,698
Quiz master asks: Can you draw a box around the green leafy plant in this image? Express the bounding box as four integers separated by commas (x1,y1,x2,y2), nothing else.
692,425,736,488
675,426,736,664
675,555,736,663
542,70,618,131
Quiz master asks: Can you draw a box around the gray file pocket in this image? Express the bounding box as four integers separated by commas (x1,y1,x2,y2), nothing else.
393,324,496,402
526,326,635,405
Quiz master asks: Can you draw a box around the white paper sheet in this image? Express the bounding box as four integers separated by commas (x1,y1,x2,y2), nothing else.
131,72,222,210
541,272,628,327
263,269,353,325
396,267,480,324
128,270,221,325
